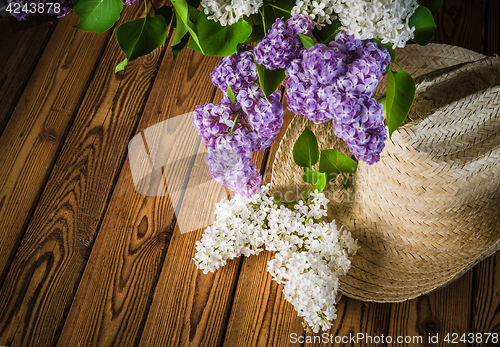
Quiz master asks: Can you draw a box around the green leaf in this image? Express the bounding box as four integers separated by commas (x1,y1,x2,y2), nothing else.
298,33,315,50
386,66,416,137
74,0,123,33
115,59,127,73
172,31,190,58
227,84,236,105
155,5,173,25
255,62,286,98
312,19,341,44
115,13,168,72
243,14,265,43
374,39,396,62
319,149,357,182
189,12,252,56
426,0,442,16
172,13,189,46
171,0,202,53
409,6,436,45
293,127,319,168
303,169,327,193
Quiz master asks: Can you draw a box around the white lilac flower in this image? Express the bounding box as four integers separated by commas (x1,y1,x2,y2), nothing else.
292,0,419,48
193,185,359,332
292,0,339,29
334,0,419,48
201,0,264,26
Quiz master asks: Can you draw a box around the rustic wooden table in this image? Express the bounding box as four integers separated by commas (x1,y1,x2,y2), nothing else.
0,0,499,346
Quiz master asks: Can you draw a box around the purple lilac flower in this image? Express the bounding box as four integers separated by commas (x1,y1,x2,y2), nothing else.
328,31,364,63
254,14,314,70
284,58,308,115
236,85,284,142
193,80,283,195
285,48,342,124
46,0,73,17
302,43,346,85
356,40,392,73
211,50,258,95
193,102,234,149
286,13,314,37
330,94,387,164
205,143,262,197
284,31,391,164
336,56,383,95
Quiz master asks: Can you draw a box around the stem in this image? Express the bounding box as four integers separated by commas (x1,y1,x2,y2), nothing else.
229,112,240,134
268,3,291,13
259,8,266,33
144,0,148,15
394,61,404,71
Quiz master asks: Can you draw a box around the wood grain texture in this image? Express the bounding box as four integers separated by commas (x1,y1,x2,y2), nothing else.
137,223,242,347
388,273,473,347
0,15,56,135
472,253,500,346
304,297,391,347
485,0,500,59
0,5,166,347
55,46,222,347
433,0,487,53
223,251,305,347
0,12,110,285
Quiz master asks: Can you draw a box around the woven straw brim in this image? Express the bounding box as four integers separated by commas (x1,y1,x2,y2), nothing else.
270,44,500,302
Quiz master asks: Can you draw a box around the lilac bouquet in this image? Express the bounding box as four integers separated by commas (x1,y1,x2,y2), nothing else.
193,14,397,197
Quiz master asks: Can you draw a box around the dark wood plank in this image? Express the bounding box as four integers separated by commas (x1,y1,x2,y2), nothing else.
0,12,111,285
303,297,391,347
472,253,500,345
388,273,474,346
223,251,305,347
0,5,166,347
55,47,222,347
0,15,56,135
433,0,487,53
485,0,500,56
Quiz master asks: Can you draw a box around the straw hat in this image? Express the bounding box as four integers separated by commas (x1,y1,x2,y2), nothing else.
270,44,500,302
